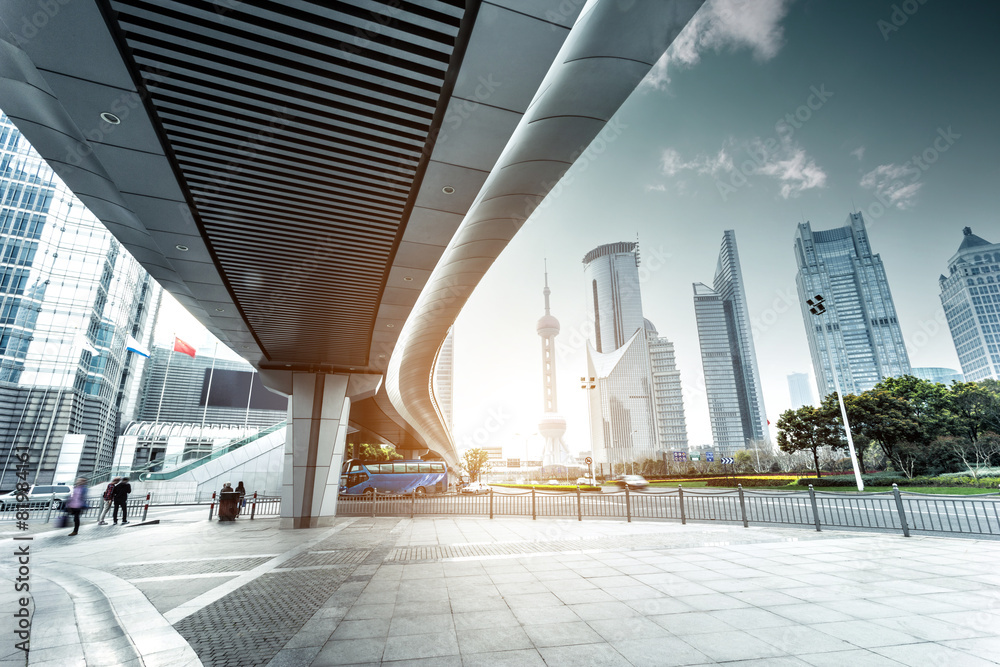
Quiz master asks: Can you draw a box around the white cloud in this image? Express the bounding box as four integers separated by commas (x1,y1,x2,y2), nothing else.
851,146,866,160
860,163,923,209
654,134,826,199
644,0,796,90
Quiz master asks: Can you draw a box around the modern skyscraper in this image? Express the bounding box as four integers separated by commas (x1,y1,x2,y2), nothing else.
583,242,687,468
693,231,768,456
432,326,454,432
536,267,572,468
646,322,688,452
787,372,816,408
795,212,911,398
940,228,1000,381
910,367,964,385
0,113,160,489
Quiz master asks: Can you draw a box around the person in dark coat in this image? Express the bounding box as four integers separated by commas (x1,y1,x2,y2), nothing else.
112,477,132,524
235,481,247,516
66,477,88,536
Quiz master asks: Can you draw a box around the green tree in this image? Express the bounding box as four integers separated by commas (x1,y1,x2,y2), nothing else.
828,390,924,466
350,443,403,462
461,448,491,482
947,381,1000,445
776,405,843,478
875,375,954,439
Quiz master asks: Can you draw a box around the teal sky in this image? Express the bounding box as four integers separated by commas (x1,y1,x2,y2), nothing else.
453,0,1000,457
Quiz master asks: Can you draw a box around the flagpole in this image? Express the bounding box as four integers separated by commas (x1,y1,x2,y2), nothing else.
200,342,218,440
155,337,175,423
244,368,255,430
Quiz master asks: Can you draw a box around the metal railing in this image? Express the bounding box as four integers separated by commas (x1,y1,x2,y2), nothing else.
336,484,1000,538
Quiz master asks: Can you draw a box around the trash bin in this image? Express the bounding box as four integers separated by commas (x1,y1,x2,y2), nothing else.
218,491,241,521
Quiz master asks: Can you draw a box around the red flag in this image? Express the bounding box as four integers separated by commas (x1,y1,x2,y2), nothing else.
173,337,196,358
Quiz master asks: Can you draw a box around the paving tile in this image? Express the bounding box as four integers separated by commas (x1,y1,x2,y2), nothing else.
797,648,907,667
453,609,520,631
610,636,711,667
523,621,603,648
312,638,384,666
537,642,632,667
871,642,999,667
343,604,394,621
569,601,640,621
389,613,454,636
460,648,546,667
512,605,580,626
587,616,671,642
457,626,533,653
382,630,459,662
681,630,791,662
331,619,390,640
811,620,923,648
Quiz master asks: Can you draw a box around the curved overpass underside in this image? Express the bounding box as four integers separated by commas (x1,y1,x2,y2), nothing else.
0,0,704,524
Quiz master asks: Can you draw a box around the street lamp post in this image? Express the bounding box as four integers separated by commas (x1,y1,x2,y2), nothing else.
806,294,864,491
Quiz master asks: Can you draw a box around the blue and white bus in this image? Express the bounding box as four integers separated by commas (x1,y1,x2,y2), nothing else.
339,459,448,496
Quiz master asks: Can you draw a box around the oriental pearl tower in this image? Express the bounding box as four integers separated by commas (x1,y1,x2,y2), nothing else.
537,264,573,468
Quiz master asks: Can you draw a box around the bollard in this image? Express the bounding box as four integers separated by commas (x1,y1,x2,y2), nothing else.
891,483,910,537
209,491,216,520
625,485,631,523
489,488,493,520
250,492,257,520
44,493,55,524
678,485,685,525
142,493,150,522
576,486,582,522
737,484,748,528
531,488,536,521
808,484,821,532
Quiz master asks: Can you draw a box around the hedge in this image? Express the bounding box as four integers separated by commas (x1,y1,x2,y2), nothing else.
706,478,791,487
796,475,1000,488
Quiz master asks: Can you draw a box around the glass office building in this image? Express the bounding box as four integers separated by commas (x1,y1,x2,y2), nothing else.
795,212,910,398
939,227,1000,381
693,231,768,456
0,113,159,489
646,322,688,452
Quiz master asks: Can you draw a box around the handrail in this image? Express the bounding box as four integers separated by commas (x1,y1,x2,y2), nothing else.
139,421,287,481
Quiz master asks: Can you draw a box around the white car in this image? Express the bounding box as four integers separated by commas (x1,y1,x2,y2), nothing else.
460,481,490,494
576,477,597,486
614,475,649,490
0,484,72,510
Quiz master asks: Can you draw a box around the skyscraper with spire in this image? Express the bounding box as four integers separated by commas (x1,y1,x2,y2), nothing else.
537,265,572,468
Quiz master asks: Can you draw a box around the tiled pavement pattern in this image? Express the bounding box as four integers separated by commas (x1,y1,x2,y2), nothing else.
6,506,1000,666
111,556,276,580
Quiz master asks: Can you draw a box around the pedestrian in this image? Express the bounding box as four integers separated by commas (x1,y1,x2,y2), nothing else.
112,476,132,525
98,477,118,525
66,477,88,536
235,481,246,516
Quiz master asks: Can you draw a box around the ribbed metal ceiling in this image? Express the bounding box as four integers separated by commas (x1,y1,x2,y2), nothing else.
103,0,468,365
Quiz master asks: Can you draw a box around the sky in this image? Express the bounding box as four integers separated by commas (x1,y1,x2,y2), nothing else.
162,0,1000,461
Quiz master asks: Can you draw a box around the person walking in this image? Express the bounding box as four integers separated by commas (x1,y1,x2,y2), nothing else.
112,477,132,524
66,477,88,536
235,481,246,517
97,477,118,525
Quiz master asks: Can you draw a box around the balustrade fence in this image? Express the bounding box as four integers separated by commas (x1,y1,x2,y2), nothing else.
336,485,1000,538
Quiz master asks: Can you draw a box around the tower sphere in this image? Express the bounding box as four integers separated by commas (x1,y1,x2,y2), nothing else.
537,314,560,336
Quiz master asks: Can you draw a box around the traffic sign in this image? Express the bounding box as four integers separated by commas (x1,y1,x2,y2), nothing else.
721,457,735,465
585,457,593,465
706,452,714,462
672,451,687,462
690,454,701,461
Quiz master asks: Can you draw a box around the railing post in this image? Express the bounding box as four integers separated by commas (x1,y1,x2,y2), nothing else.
808,484,821,532
209,491,216,520
44,493,55,524
489,488,494,520
892,483,910,537
142,493,150,522
625,485,631,523
737,484,748,528
675,485,685,525
371,488,377,518
531,488,536,521
250,492,257,520
576,486,582,522
411,490,415,519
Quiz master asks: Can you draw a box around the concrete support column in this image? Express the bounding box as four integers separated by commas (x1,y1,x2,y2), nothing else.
280,373,350,529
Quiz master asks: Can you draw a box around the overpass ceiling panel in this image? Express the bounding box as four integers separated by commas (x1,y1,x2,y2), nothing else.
400,208,465,247
527,59,652,122
88,143,186,202
121,194,196,234
40,73,164,153
393,241,450,273
476,161,573,206
5,0,135,89
453,3,571,113
433,101,521,173
413,161,489,216
379,287,421,309
386,266,432,292
489,0,582,28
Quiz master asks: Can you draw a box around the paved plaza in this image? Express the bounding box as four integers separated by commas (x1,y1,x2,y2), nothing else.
3,507,1000,666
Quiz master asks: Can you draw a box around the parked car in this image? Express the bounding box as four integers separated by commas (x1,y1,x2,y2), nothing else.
576,477,597,486
0,484,72,510
547,479,560,485
613,475,649,490
460,481,490,494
